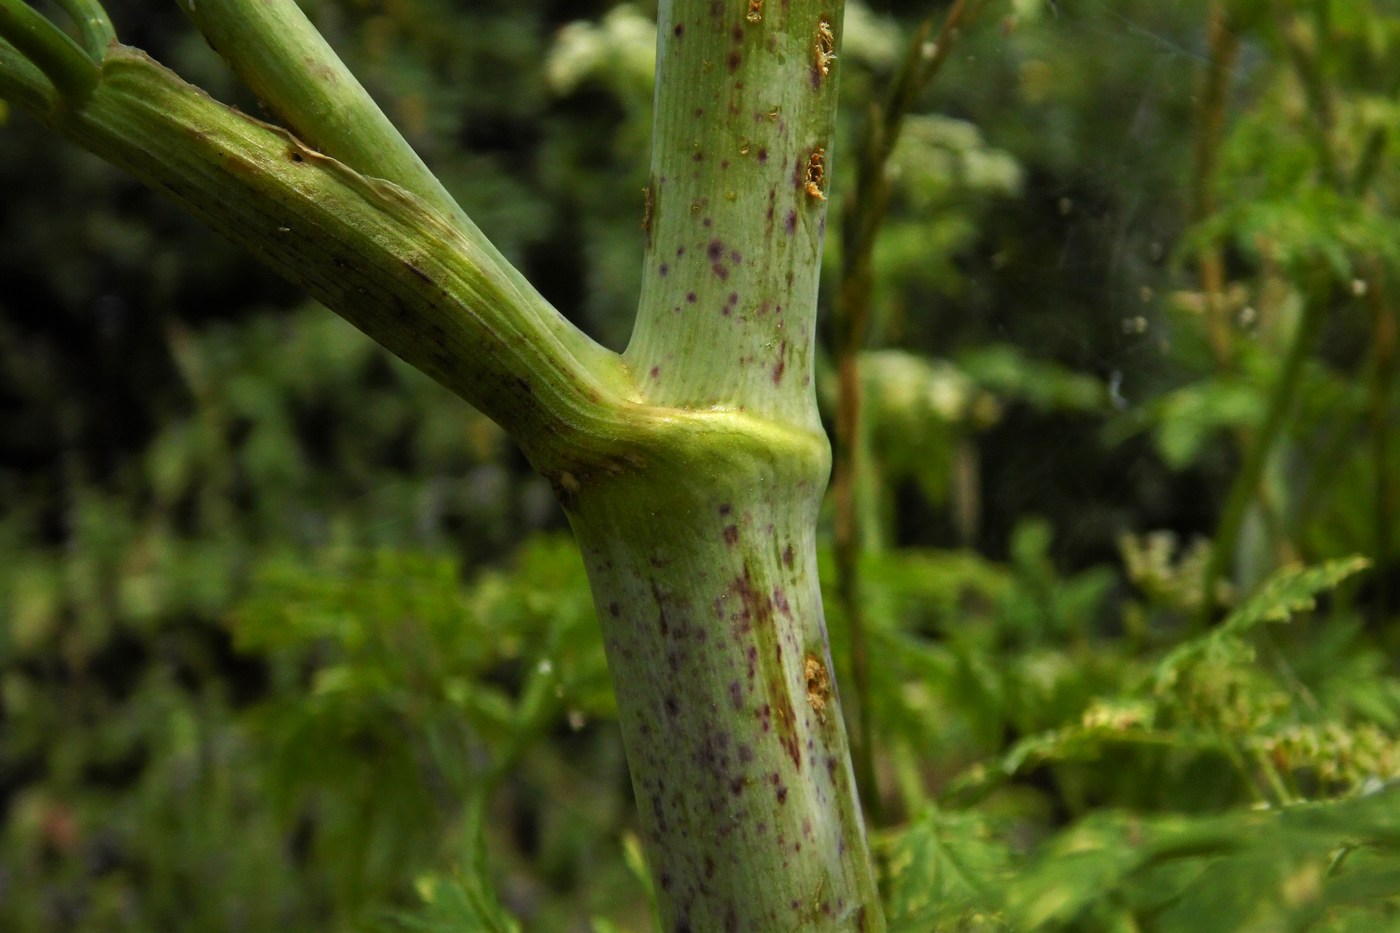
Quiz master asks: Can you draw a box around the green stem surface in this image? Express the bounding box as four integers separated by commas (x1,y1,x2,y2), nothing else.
568,420,882,931
578,0,884,927
626,0,839,428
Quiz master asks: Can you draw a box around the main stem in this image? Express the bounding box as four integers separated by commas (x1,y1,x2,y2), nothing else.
568,424,880,931
560,1,883,929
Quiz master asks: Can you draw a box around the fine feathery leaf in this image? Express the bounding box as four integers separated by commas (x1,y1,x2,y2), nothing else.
1158,555,1371,689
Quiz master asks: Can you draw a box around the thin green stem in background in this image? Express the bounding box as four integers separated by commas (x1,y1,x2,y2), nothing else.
51,0,114,59
1198,293,1327,627
1190,0,1240,371
832,0,986,826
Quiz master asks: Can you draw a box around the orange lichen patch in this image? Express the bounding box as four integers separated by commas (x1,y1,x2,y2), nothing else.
747,0,763,24
804,148,827,201
815,17,837,76
805,653,830,722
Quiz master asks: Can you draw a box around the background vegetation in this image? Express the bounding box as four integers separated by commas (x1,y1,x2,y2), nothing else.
2,0,1398,929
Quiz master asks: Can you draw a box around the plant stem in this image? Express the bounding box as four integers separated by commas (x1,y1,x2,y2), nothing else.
570,1,883,926
180,0,455,228
831,0,984,826
0,0,98,101
1197,293,1327,626
1190,0,1239,370
26,47,630,473
567,423,882,931
178,0,594,368
51,0,114,60
0,36,58,110
626,0,837,427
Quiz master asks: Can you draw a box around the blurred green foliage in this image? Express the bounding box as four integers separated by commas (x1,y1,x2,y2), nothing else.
2,0,1399,929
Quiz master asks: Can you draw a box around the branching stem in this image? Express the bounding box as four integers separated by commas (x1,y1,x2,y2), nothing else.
0,0,97,102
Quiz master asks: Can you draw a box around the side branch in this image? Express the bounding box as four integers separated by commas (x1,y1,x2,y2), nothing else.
179,0,603,377
17,47,633,471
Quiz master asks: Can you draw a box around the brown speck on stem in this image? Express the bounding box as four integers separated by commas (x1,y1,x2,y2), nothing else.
641,184,654,242
746,0,763,23
804,654,830,722
804,148,827,201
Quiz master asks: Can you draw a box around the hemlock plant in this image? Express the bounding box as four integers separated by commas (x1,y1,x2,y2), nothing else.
0,0,885,928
